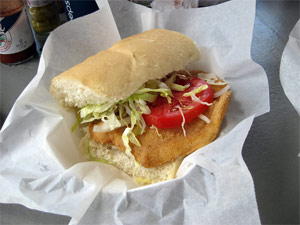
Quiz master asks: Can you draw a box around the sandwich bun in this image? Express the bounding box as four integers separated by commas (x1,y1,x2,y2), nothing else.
50,29,200,108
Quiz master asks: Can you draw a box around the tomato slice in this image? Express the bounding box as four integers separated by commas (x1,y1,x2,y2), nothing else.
143,77,214,129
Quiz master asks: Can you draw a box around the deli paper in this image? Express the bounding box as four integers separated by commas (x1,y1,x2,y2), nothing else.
280,19,300,115
0,0,269,224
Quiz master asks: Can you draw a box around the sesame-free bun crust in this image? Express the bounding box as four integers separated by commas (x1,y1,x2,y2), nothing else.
50,29,200,108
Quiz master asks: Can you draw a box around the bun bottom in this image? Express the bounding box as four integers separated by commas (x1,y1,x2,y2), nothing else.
80,132,183,185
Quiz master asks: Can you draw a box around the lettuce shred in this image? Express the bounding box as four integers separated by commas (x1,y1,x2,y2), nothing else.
183,84,208,97
78,79,174,157
150,125,162,137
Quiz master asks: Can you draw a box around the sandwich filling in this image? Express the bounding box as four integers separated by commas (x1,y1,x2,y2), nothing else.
76,71,229,159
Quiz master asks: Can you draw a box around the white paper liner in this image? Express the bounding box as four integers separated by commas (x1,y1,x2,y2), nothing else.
0,0,268,224
72,116,260,225
280,19,300,115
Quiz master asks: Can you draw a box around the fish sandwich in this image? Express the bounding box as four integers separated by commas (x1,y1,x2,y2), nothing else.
50,29,231,185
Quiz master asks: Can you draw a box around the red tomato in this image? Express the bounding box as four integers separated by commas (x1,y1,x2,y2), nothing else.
143,77,214,129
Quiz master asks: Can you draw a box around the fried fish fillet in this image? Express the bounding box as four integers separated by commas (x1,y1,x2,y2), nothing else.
89,76,231,168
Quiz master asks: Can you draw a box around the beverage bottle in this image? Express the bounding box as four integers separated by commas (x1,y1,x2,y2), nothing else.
26,0,61,34
0,0,36,64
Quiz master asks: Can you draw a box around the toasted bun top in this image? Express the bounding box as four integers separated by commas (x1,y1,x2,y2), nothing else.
50,29,200,108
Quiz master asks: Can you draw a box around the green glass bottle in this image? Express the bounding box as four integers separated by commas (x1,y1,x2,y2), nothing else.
27,0,61,34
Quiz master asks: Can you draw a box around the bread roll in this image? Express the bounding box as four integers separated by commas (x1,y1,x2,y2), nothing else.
50,29,200,108
81,131,183,185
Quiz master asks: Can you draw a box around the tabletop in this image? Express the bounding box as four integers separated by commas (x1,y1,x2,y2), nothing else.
0,0,299,224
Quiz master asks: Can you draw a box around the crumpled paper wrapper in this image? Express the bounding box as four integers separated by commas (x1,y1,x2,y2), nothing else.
280,19,300,115
0,0,269,224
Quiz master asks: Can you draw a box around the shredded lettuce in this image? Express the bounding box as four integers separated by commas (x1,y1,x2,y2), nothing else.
170,83,190,91
77,78,175,158
80,102,114,123
150,125,162,137
129,93,157,104
77,76,207,158
165,74,190,91
165,74,176,86
71,115,80,132
134,87,172,96
189,92,212,106
93,112,123,132
183,84,208,97
134,87,173,104
175,105,186,137
122,127,141,156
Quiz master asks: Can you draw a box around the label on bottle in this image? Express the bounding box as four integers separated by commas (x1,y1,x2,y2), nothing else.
0,9,34,54
62,0,99,21
26,0,53,8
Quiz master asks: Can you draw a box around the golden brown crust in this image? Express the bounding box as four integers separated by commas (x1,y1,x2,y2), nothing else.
90,71,231,168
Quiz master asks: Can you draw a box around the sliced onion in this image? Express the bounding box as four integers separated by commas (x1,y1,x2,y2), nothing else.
198,114,211,124
214,85,231,98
